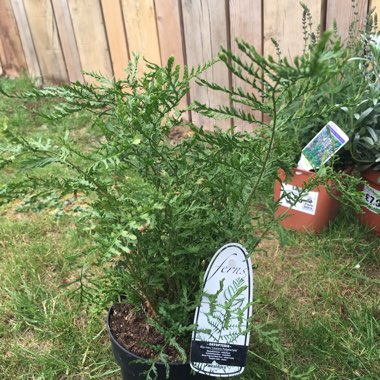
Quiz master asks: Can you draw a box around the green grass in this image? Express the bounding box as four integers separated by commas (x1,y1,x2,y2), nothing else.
246,212,380,380
0,214,119,379
0,77,119,379
0,77,379,379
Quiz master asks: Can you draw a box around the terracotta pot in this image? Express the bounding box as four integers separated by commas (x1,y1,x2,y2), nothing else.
273,168,340,233
107,305,213,380
357,169,380,236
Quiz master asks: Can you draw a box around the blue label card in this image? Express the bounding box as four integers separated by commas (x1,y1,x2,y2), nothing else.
190,243,253,377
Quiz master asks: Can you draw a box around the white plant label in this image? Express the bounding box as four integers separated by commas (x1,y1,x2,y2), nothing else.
297,121,349,171
280,184,319,215
190,243,253,377
363,184,380,214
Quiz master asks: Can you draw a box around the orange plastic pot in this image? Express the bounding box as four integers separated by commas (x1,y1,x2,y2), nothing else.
273,168,340,233
357,169,380,236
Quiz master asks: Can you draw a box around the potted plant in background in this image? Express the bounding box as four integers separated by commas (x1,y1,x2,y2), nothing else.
344,28,380,235
270,4,373,233
0,31,365,379
352,113,380,235
273,120,352,234
284,3,373,171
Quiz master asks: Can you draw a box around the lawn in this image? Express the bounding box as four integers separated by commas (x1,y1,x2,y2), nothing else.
0,77,379,380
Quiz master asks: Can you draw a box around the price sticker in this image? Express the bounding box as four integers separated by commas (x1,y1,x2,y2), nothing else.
363,184,380,214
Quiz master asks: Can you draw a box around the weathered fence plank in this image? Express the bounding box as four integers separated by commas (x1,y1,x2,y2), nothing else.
155,0,184,65
1,0,376,131
10,0,41,80
370,0,380,30
371,0,380,13
0,0,27,77
155,0,187,112
262,0,322,125
24,0,68,84
51,0,83,83
0,40,3,76
229,0,263,131
182,0,230,129
68,0,113,82
0,39,4,76
326,0,369,39
101,0,130,80
264,0,323,60
121,0,161,73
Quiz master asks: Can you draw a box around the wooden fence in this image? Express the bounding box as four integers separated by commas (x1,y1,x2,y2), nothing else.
0,0,378,128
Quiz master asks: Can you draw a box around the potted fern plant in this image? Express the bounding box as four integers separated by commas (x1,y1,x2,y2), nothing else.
0,32,359,379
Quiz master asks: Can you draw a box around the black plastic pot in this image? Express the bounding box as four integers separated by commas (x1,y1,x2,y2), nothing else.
107,306,214,380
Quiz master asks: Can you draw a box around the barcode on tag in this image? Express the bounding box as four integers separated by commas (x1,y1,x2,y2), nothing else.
279,184,319,216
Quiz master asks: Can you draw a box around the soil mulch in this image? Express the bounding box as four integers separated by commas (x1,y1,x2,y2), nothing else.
109,304,187,362
169,125,192,145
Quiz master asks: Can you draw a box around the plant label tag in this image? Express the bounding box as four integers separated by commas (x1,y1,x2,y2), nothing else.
190,243,253,377
280,184,319,215
297,121,349,171
363,184,380,213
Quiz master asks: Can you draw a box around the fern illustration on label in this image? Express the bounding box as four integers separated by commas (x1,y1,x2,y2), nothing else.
190,243,253,377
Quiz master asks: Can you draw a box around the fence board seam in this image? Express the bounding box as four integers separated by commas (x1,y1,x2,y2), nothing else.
100,0,131,79
177,0,191,121
99,0,115,79
152,0,162,65
10,0,41,81
51,3,70,83
51,0,83,83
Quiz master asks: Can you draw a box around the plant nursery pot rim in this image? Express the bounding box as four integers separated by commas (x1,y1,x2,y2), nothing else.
278,167,343,194
279,166,353,177
362,169,380,186
274,167,340,233
106,304,187,367
279,167,314,177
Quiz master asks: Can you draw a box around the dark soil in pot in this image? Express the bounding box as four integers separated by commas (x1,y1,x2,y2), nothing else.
107,304,213,380
109,304,182,361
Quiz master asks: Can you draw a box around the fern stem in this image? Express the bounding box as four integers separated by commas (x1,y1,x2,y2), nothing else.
64,158,109,196
237,85,278,230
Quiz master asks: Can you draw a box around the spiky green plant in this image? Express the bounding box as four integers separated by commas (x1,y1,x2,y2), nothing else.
0,32,365,378
349,24,380,172
352,120,380,171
